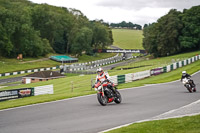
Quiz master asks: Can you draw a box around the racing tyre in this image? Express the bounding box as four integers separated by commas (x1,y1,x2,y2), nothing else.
114,90,122,104
97,93,108,106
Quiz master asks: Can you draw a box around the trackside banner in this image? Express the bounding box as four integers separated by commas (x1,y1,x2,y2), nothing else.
133,70,151,81
0,88,34,101
0,85,54,102
151,68,163,75
93,49,146,54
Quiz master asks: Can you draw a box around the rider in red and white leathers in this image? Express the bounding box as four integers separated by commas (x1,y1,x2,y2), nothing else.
95,68,116,92
96,68,110,83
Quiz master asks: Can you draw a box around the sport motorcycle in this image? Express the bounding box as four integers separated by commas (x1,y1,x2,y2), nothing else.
94,80,122,106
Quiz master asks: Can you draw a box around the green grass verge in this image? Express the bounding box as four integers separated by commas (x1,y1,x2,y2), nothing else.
0,53,116,74
112,29,144,49
0,51,200,110
107,115,200,133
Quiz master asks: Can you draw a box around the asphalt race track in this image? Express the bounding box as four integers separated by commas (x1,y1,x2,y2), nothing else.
0,72,200,133
0,76,23,85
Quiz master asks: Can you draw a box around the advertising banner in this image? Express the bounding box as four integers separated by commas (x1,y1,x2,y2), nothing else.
0,88,34,101
18,88,34,98
151,68,163,75
93,49,146,54
133,70,151,80
0,90,18,101
34,85,54,96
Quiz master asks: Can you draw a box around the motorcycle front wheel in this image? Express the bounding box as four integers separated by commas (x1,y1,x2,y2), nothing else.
186,85,192,93
114,90,122,104
97,93,108,106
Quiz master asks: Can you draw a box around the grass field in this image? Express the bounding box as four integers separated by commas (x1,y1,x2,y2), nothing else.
107,115,200,133
112,29,144,49
0,53,116,74
0,51,200,110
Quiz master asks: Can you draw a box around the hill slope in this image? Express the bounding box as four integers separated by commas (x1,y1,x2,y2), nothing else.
112,29,144,49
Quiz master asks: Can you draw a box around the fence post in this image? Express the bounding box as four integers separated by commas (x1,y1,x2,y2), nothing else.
71,81,74,92
91,78,93,91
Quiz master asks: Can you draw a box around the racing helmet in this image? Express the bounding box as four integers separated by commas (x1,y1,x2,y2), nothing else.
97,68,104,75
182,71,186,76
182,71,186,74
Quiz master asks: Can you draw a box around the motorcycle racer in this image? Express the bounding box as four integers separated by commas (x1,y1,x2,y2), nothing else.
181,71,196,92
95,68,115,92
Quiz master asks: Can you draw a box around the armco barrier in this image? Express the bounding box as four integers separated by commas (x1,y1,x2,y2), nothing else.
161,55,200,73
133,70,151,80
0,66,58,77
63,54,123,72
117,75,125,84
163,66,167,73
108,70,151,85
110,76,118,85
125,73,133,83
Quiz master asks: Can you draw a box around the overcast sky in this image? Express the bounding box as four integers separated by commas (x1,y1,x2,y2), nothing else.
29,0,200,26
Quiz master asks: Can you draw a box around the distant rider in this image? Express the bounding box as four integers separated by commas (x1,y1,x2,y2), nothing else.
181,71,196,92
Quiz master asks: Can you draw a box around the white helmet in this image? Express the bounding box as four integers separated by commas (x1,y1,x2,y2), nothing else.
182,71,186,74
97,68,103,72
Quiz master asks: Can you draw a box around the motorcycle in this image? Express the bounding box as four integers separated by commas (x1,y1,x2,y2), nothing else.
94,80,122,106
182,78,196,93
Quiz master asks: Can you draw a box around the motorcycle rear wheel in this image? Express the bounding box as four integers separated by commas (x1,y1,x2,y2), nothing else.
97,93,108,106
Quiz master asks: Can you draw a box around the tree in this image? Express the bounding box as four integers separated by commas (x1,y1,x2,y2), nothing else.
179,6,200,50
156,9,183,56
143,23,159,57
143,9,183,57
71,27,93,56
143,24,148,29
0,0,113,57
91,21,112,49
0,7,14,57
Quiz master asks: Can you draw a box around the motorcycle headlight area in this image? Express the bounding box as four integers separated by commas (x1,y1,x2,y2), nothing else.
97,86,101,91
182,78,188,84
95,86,102,91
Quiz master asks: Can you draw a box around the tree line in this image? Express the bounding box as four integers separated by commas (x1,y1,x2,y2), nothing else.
143,5,200,57
110,21,142,30
0,0,113,57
